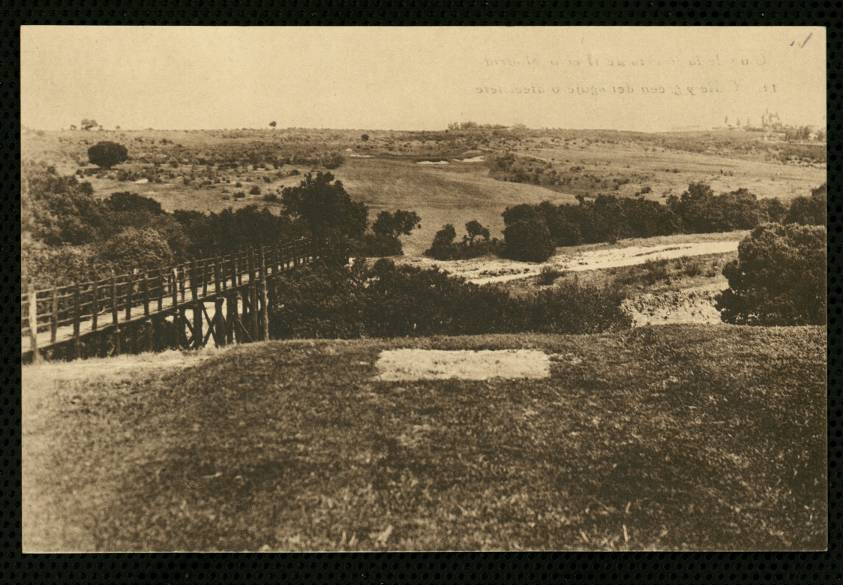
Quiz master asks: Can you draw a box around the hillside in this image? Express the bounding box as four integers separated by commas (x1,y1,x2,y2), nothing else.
22,128,826,256
23,325,826,551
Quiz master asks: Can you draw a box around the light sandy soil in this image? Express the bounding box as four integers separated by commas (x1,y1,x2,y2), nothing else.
397,238,741,285
375,349,551,381
622,281,728,326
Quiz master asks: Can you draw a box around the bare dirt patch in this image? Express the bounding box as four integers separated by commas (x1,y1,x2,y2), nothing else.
398,236,742,285
375,349,550,381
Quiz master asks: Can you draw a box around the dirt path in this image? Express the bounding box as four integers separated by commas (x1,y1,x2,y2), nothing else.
398,238,741,285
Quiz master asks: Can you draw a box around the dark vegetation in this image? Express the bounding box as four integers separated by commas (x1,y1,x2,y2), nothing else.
21,164,417,288
717,223,827,325
433,181,825,263
87,141,129,169
268,259,630,339
424,221,502,260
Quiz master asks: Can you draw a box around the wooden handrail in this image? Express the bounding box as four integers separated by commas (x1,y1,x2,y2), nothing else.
21,237,316,343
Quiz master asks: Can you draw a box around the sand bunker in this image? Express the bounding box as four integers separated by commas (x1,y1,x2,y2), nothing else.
375,349,550,381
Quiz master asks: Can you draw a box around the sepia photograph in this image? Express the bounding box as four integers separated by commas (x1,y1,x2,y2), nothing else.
20,26,827,552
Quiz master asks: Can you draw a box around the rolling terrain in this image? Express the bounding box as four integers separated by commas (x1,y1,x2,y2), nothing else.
22,127,826,256
23,325,826,551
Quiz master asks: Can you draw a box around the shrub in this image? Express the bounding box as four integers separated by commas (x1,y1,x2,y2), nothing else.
716,223,826,325
87,141,128,168
320,151,345,170
249,185,261,195
539,266,563,285
269,261,630,339
786,183,826,225
233,191,246,199
97,227,174,270
105,192,163,215
354,233,403,257
503,218,555,262
281,172,368,243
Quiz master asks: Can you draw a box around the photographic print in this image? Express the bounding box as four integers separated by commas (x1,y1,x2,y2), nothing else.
21,26,827,552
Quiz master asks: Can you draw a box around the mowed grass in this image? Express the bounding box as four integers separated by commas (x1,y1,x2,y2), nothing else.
23,325,826,551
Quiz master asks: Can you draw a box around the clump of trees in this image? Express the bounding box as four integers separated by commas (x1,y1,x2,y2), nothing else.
502,210,555,262
356,210,422,257
425,220,501,260
88,141,128,168
716,223,826,325
22,164,420,287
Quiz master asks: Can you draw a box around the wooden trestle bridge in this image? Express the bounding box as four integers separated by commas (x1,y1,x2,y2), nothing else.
21,238,323,363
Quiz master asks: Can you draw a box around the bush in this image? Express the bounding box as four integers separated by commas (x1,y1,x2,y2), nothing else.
320,151,345,170
97,227,174,270
87,141,128,168
249,185,261,195
786,183,826,225
716,223,826,325
353,233,403,257
503,217,555,262
539,266,563,285
424,221,501,260
269,260,630,338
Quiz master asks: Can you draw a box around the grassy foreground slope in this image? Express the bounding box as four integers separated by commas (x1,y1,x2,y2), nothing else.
23,325,826,551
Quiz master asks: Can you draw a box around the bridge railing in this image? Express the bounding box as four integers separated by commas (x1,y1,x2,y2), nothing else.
22,237,315,355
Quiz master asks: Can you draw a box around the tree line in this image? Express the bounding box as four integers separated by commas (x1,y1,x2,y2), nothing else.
425,181,826,263
21,163,419,288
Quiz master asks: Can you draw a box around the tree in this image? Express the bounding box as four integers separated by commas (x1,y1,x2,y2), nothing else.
269,121,277,129
361,133,370,142
88,141,128,168
504,217,555,262
97,227,174,270
372,210,421,239
425,224,458,259
465,220,490,244
786,183,827,226
716,223,826,325
80,118,98,131
281,172,368,244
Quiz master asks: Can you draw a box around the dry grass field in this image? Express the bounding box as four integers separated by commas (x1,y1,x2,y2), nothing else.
22,127,825,256
23,325,826,551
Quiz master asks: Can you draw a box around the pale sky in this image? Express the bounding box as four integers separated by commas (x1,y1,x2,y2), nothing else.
21,26,826,132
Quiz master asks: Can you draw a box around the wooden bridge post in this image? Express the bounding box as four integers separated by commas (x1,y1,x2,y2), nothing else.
259,279,270,341
144,318,154,353
201,259,209,297
228,291,239,344
91,281,99,331
214,258,222,294
157,270,165,312
72,283,81,360
193,302,203,349
178,266,186,302
49,288,58,344
171,270,184,349
27,282,40,364
247,247,256,284
125,271,134,321
189,262,198,302
142,273,150,317
248,282,259,342
214,297,226,347
111,273,120,356
258,250,270,341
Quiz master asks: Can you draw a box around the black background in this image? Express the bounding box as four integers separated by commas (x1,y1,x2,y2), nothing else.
3,1,840,583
